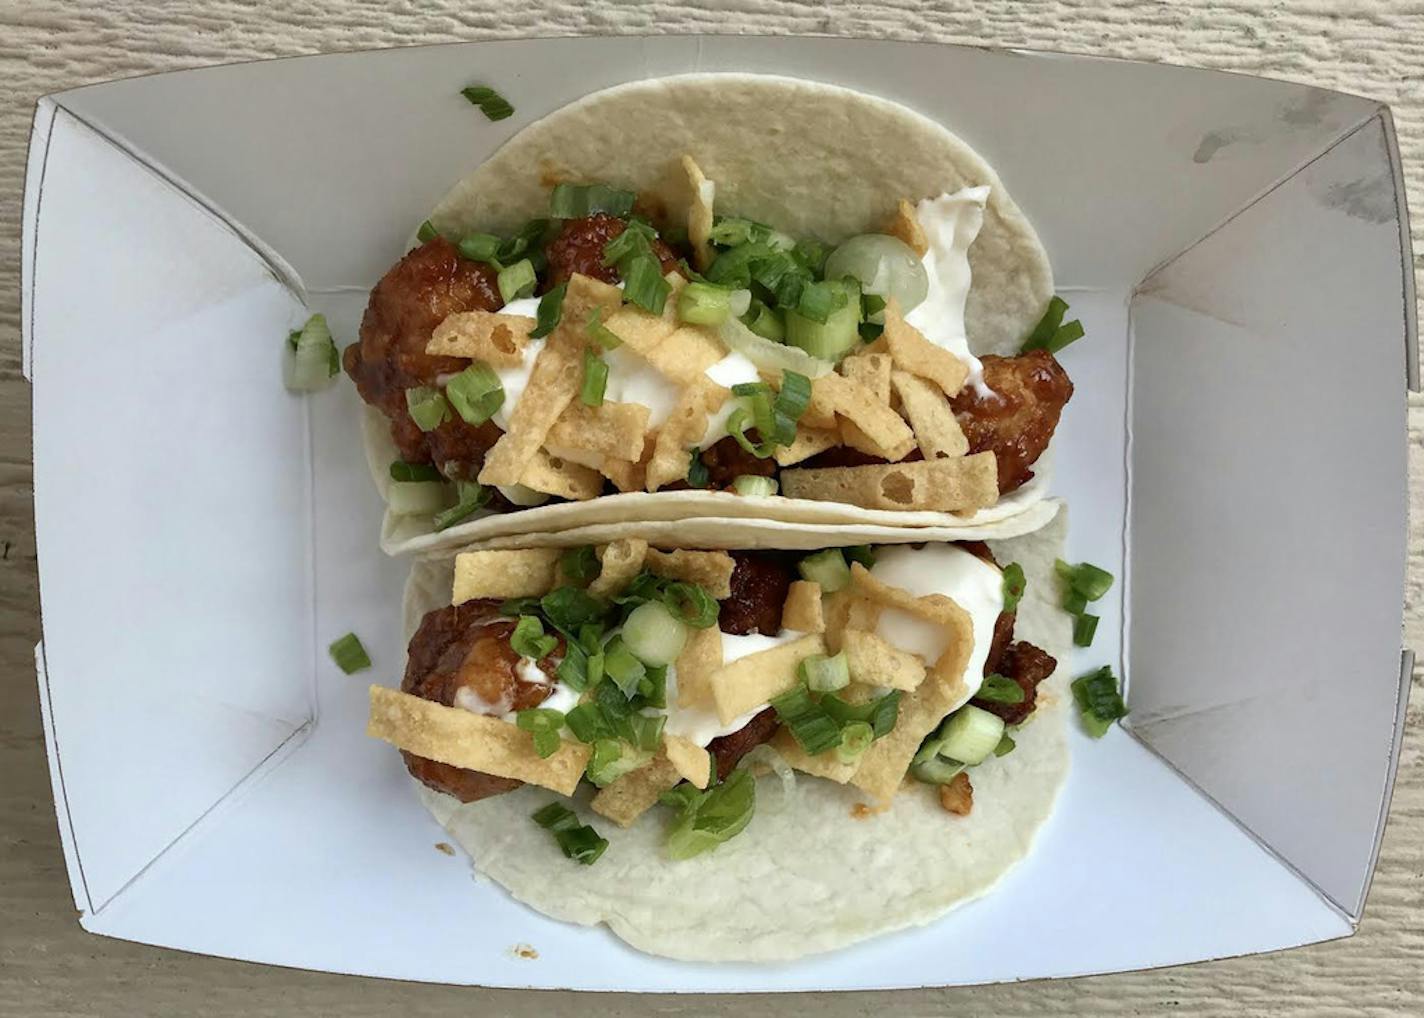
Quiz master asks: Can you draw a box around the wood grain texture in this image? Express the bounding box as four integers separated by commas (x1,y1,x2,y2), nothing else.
1,2,1420,1014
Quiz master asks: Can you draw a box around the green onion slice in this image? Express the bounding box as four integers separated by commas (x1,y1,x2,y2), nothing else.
1002,562,1027,614
677,282,735,326
731,474,777,497
602,637,647,698
461,85,515,122
497,258,538,305
432,480,491,531
1072,666,1127,738
531,282,567,339
1021,295,1085,355
530,802,607,865
619,712,666,753
585,307,623,350
285,314,340,393
389,460,441,483
511,616,558,659
837,721,874,764
620,252,671,314
539,586,610,635
560,545,599,585
799,652,850,693
1056,559,1115,602
458,232,502,266
770,684,843,755
564,702,615,743
328,633,371,674
580,348,608,407
387,480,450,515
661,581,719,629
977,673,1025,705
797,549,851,593
742,299,786,342
661,767,756,861
515,708,565,758
1073,612,1100,648
586,738,653,787
601,219,658,268
686,452,711,488
843,545,876,569
937,705,1007,765
621,601,688,667
822,689,902,739
416,220,440,243
444,362,505,425
548,182,636,219
994,732,1017,758
405,386,451,431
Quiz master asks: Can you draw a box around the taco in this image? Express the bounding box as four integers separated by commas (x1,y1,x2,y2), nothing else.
366,513,1071,961
342,74,1081,555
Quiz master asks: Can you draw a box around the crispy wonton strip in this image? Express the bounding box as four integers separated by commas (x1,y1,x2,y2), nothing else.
842,628,928,690
822,590,882,653
591,755,681,827
603,275,683,354
642,325,727,384
368,687,591,795
781,580,825,633
664,734,713,789
775,425,840,466
588,538,649,598
479,274,623,486
780,453,997,512
452,548,562,602
814,372,915,462
770,728,861,784
884,198,929,257
645,379,729,491
675,624,724,709
709,633,826,725
601,455,646,493
837,352,908,459
518,448,604,500
426,310,532,365
644,548,735,598
684,155,716,272
891,370,969,458
882,299,969,397
546,400,651,463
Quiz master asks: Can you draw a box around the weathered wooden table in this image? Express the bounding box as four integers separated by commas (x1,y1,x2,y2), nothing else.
2,3,1419,1014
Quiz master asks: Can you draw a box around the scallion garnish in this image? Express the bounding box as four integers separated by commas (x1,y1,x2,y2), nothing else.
799,652,850,693
619,712,666,753
560,545,600,585
580,348,608,407
531,802,608,865
795,279,849,325
531,282,567,339
511,616,558,660
770,684,843,755
635,664,667,710
1020,295,1085,354
620,252,671,315
726,369,810,459
432,480,490,531
1055,559,1113,648
686,452,711,488
677,282,735,326
498,218,553,264
284,314,340,393
515,708,565,759
548,182,636,219
565,702,615,743
497,258,537,305
1071,666,1128,738
797,549,851,593
416,220,440,243
661,767,756,861
458,232,503,266
620,601,688,667
584,307,622,349
994,732,1017,757
742,300,786,342
731,474,778,497
935,705,1006,765
389,460,441,483
328,633,371,674
444,362,505,425
843,546,876,569
822,688,902,739
405,386,451,431
539,585,610,635
1001,562,1027,614
659,581,720,629
1073,613,1100,647
601,219,658,268
602,637,647,698
461,84,515,122
586,737,652,787
976,673,1025,705
836,721,874,764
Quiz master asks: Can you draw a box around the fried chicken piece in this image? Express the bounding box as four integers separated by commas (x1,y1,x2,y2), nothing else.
973,640,1057,727
938,772,974,815
707,708,780,782
950,350,1073,494
543,213,681,290
720,552,795,635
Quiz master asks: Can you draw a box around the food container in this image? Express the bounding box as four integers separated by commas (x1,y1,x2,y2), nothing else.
23,36,1413,990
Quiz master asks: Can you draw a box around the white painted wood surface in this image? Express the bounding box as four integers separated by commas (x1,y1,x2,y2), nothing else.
1,2,1419,1013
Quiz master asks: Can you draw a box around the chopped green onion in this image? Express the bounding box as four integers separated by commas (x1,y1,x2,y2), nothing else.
579,348,609,407
461,84,515,121
585,307,622,350
785,280,861,361
977,673,1025,705
592,673,632,720
822,689,902,739
458,232,502,266
661,581,720,629
531,802,607,865
731,381,771,398
708,217,787,248
444,362,505,425
560,545,600,585
1072,666,1127,738
549,182,636,219
910,751,966,785
531,282,567,339
1056,560,1115,602
677,282,735,326
405,386,451,431
620,712,666,753
432,480,490,531
586,738,652,787
620,252,671,314
498,218,553,264
686,452,711,488
662,767,756,861
389,460,441,483
539,586,610,635
770,684,842,755
837,721,874,764
1073,613,1100,647
416,220,440,243
742,300,786,342
1021,295,1085,354
634,664,667,710
497,258,537,304
621,601,688,667
994,732,1017,757
511,616,557,660
515,708,565,758
601,219,657,267
328,633,371,674
1064,590,1088,616
731,474,778,497
937,705,1007,765
285,314,340,392
798,549,851,593
843,545,876,569
776,371,812,422
387,480,449,515
796,280,850,324
862,293,887,320
799,652,850,693
602,637,647,698
556,641,592,692
1002,562,1027,614
565,702,616,743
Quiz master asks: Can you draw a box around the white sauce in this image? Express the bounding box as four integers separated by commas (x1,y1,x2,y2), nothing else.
905,187,993,396
662,629,798,747
869,544,1004,702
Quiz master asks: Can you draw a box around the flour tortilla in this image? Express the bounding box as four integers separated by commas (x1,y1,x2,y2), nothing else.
370,73,1057,556
404,514,1071,961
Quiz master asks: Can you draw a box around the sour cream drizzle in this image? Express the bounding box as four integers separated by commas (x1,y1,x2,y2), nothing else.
905,187,993,396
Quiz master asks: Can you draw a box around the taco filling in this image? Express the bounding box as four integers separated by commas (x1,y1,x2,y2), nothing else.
369,538,1059,864
345,174,1076,532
